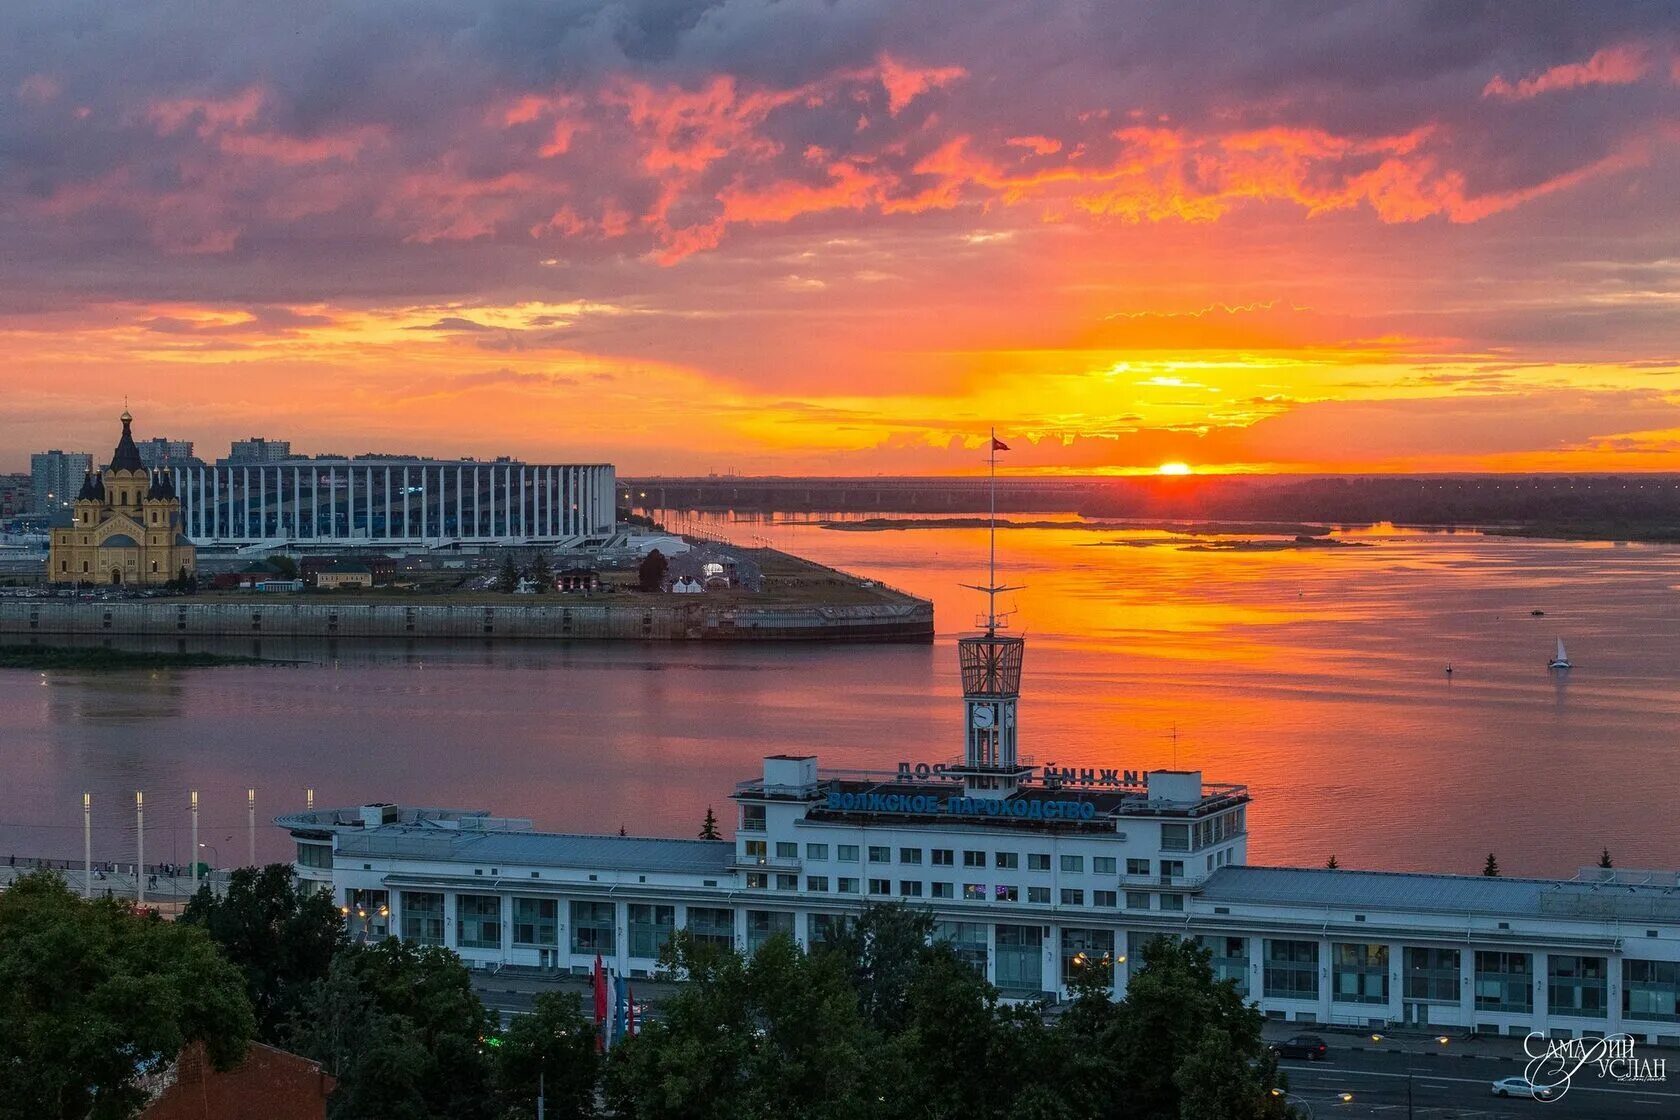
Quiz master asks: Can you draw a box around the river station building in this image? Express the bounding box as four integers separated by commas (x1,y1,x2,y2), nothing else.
282,616,1680,1046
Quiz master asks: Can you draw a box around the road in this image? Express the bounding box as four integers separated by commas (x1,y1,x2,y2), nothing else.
1279,1049,1677,1118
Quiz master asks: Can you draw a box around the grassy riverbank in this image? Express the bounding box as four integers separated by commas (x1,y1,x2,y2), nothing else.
0,645,262,670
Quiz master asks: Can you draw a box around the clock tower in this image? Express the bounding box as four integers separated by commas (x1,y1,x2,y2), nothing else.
957,628,1026,797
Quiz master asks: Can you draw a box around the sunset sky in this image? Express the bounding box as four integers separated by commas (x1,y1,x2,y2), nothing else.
4,2,1679,475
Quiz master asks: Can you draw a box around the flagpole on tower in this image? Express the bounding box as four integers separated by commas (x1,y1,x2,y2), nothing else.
988,428,997,633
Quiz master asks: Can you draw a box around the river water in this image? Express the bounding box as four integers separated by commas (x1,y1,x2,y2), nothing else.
1,517,1675,877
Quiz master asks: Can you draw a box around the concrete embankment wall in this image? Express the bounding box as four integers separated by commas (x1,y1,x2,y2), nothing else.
0,598,933,643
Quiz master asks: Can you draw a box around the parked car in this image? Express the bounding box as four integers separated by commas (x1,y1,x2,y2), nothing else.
1270,1034,1329,1060
1491,1076,1555,1100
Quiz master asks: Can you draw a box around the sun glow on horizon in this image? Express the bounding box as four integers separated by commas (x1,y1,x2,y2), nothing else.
1157,461,1193,476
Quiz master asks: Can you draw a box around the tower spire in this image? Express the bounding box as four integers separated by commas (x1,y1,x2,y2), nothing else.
961,429,1021,633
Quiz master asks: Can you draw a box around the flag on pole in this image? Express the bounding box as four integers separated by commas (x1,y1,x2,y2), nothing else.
990,435,1009,451
592,955,608,1052
626,984,638,1037
613,974,628,1047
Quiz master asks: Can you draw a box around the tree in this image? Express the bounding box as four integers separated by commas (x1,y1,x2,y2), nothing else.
1599,848,1614,869
1095,935,1285,1120
1325,854,1339,869
495,553,521,593
821,903,937,1034
0,871,255,1120
528,551,552,594
270,554,299,579
607,931,878,1120
180,863,347,1042
290,938,495,1120
699,806,721,840
491,992,599,1120
1483,853,1501,877
637,548,668,592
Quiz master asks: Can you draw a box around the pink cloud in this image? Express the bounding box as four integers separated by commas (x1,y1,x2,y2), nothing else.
876,55,966,115
1483,44,1650,100
17,73,60,105
1007,135,1063,156
146,86,265,137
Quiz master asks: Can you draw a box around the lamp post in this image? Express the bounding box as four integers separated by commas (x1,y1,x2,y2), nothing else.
246,788,256,867
1271,1087,1314,1118
82,793,92,900
190,791,199,888
135,792,145,906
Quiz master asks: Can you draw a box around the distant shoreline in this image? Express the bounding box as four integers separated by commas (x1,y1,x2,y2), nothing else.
0,645,263,671
812,515,1680,545
817,517,1334,536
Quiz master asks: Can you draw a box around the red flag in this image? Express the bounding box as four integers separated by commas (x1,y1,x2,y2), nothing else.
990,436,1010,451
593,954,608,1052
626,984,637,1037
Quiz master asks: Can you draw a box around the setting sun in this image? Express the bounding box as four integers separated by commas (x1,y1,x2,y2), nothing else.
1157,462,1192,476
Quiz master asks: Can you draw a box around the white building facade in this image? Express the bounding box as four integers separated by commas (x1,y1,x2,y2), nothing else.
282,614,1680,1045
279,771,1680,1046
168,458,615,548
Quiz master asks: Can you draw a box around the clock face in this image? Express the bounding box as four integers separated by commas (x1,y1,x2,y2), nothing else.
971,706,995,729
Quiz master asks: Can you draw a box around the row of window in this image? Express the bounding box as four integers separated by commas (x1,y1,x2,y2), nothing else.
385,894,1680,1019
1254,942,1670,1019
399,893,735,958
747,839,1207,882
753,873,1185,910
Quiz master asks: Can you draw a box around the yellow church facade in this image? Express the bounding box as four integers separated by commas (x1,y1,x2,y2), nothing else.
48,411,196,587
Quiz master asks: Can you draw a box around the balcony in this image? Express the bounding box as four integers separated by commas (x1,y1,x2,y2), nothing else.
729,855,802,873
1120,872,1207,891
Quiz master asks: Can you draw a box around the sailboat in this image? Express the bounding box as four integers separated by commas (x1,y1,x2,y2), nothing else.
1548,639,1572,671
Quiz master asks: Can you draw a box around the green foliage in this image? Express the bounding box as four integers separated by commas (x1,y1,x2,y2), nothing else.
180,863,347,1042
1599,847,1613,869
270,554,299,579
1483,852,1501,876
290,938,495,1120
609,908,1284,1120
528,551,552,593
637,548,668,591
490,992,599,1120
699,805,721,840
821,902,936,1033
1101,936,1285,1120
608,931,877,1120
495,553,521,593
0,871,255,1120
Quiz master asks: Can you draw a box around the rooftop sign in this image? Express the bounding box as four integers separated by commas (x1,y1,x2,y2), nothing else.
826,790,1098,821
896,760,1146,788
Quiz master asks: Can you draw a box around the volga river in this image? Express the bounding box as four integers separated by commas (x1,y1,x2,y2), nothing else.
2,516,1676,877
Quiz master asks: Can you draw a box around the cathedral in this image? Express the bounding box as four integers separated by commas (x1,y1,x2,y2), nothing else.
48,410,196,587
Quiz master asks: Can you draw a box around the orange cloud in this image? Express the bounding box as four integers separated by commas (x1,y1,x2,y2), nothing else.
876,55,966,115
1483,44,1650,100
1007,135,1063,156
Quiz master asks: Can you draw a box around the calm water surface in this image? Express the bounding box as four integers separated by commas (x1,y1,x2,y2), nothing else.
2,518,1676,877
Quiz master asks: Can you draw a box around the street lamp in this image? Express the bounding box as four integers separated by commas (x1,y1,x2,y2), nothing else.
1270,1087,1314,1118
198,842,220,875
